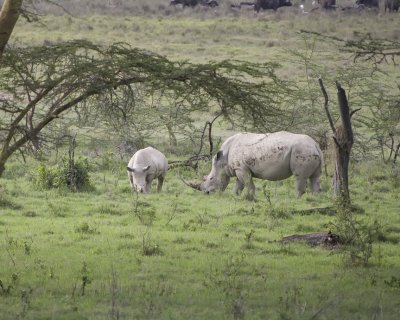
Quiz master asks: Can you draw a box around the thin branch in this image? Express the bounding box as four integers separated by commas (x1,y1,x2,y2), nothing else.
336,81,353,143
350,108,361,119
318,78,336,136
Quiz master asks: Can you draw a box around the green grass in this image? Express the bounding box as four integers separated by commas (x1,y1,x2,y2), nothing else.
0,159,399,319
12,12,400,64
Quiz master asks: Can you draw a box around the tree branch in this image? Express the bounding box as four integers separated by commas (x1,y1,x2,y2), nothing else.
318,78,336,136
0,0,24,60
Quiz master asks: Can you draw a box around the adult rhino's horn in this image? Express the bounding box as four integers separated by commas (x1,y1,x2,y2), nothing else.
179,176,202,191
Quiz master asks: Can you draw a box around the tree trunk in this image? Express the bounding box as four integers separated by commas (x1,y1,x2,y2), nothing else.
333,126,352,202
333,82,354,204
0,0,23,60
319,79,355,206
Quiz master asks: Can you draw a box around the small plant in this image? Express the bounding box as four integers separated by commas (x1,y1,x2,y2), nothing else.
205,254,248,320
141,229,162,257
24,239,33,255
278,285,307,318
384,276,400,289
262,183,272,206
266,207,289,231
331,206,383,267
96,150,116,171
243,229,255,250
80,262,92,296
165,195,179,226
75,222,98,234
0,273,18,296
131,193,156,226
20,288,33,317
196,210,209,228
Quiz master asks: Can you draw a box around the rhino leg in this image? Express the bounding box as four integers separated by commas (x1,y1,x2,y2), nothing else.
233,178,245,195
310,174,321,193
157,176,164,193
296,176,307,197
235,169,255,201
144,177,152,193
128,172,135,191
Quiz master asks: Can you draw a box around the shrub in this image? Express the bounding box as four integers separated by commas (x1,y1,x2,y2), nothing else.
33,157,92,191
331,206,384,267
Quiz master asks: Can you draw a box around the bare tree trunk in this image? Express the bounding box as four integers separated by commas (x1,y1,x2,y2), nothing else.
333,82,354,203
0,0,24,60
319,79,356,206
333,126,352,202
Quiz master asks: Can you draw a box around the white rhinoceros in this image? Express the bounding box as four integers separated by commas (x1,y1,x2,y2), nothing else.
187,131,323,200
127,147,168,193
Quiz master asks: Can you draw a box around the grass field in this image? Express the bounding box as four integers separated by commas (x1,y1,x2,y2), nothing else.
1,4,400,320
1,156,399,319
12,10,400,63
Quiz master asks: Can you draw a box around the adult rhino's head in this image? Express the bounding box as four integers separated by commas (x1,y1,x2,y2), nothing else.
185,150,230,194
127,165,151,193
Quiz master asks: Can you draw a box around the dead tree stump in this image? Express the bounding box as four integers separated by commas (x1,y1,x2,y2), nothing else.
319,79,359,206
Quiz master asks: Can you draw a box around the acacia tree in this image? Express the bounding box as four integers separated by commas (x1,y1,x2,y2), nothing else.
294,31,400,163
0,40,293,178
329,33,400,163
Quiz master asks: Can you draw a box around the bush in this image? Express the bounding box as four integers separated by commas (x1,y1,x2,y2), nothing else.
331,206,383,267
33,157,92,191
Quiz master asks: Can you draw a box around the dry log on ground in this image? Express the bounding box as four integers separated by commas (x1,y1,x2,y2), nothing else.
288,207,336,216
281,231,340,247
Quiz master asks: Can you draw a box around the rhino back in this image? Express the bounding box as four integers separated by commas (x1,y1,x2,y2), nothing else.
128,147,168,174
225,132,320,181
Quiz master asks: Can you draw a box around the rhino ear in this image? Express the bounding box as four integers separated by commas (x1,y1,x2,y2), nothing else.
127,167,135,173
216,150,224,161
143,165,151,171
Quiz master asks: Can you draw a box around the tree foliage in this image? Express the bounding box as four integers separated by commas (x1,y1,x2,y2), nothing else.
293,31,400,162
300,30,400,65
0,40,294,177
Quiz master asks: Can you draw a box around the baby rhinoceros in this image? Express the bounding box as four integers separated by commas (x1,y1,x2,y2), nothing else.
127,147,168,193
